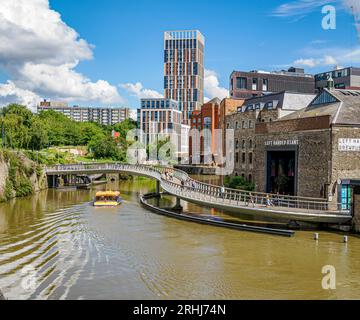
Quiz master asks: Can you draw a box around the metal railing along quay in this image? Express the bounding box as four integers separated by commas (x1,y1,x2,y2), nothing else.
45,163,352,222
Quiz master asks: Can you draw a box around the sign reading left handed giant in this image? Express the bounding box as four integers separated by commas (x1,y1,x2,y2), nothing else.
338,138,360,152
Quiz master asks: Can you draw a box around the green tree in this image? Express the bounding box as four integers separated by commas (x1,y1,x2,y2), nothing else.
3,113,29,149
29,117,49,150
79,122,104,145
88,134,123,160
2,104,33,126
225,176,255,191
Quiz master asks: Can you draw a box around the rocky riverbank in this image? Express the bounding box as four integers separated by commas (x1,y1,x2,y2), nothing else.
0,150,48,202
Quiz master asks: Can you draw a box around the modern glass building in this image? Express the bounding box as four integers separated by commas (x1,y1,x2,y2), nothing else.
137,98,182,146
164,30,205,124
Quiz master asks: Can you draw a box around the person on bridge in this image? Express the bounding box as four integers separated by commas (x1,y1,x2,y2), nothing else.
266,195,274,208
248,193,255,207
221,186,225,199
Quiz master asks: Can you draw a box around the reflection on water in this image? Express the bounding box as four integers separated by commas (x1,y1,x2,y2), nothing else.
0,177,360,300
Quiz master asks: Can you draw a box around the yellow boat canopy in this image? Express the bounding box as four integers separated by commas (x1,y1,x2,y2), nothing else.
95,191,121,197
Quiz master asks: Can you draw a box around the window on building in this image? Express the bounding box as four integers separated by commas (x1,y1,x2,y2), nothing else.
335,83,346,89
193,63,198,75
249,174,252,183
262,79,268,91
236,77,247,89
252,78,257,90
249,120,253,128
341,185,352,210
236,152,239,163
236,140,239,149
242,140,246,149
249,139,253,149
242,153,246,163
193,89,198,101
236,122,239,129
249,153,253,164
242,121,245,129
311,91,338,106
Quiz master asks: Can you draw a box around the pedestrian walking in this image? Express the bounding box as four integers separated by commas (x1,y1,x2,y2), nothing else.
266,194,274,207
248,192,255,207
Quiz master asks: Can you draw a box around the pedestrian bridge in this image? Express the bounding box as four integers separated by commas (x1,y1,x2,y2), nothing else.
45,163,352,224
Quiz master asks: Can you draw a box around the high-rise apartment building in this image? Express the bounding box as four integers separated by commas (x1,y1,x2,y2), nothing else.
164,30,205,124
137,98,188,159
38,100,130,126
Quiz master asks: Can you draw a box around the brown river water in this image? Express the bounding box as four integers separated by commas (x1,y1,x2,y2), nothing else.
0,177,360,300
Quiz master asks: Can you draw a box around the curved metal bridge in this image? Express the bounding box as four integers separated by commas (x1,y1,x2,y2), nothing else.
45,163,352,224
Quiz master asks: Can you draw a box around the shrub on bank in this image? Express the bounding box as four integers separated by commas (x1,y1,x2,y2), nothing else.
224,176,255,192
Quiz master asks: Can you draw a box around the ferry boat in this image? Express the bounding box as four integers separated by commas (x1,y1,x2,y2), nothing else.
93,191,122,207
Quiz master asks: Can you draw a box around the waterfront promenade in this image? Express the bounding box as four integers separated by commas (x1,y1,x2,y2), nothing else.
45,164,352,224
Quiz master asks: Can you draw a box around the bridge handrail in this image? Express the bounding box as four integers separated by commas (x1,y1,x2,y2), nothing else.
45,163,350,214
160,178,350,214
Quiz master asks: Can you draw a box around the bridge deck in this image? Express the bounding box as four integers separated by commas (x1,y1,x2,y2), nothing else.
45,164,352,224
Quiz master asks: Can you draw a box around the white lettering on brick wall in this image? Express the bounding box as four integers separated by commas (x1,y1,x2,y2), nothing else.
265,140,299,147
338,138,360,152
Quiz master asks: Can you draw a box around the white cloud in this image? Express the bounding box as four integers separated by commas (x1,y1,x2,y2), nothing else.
294,55,338,67
204,69,228,101
273,0,360,43
0,0,123,109
293,43,360,68
0,81,40,111
323,55,338,65
273,0,337,17
17,62,121,104
120,82,163,99
345,0,360,41
293,58,318,67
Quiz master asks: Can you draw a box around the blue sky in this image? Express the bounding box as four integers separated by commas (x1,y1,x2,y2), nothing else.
0,0,359,112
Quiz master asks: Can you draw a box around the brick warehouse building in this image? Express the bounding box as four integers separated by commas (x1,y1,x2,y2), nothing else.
189,98,221,164
226,91,315,181
254,88,360,226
